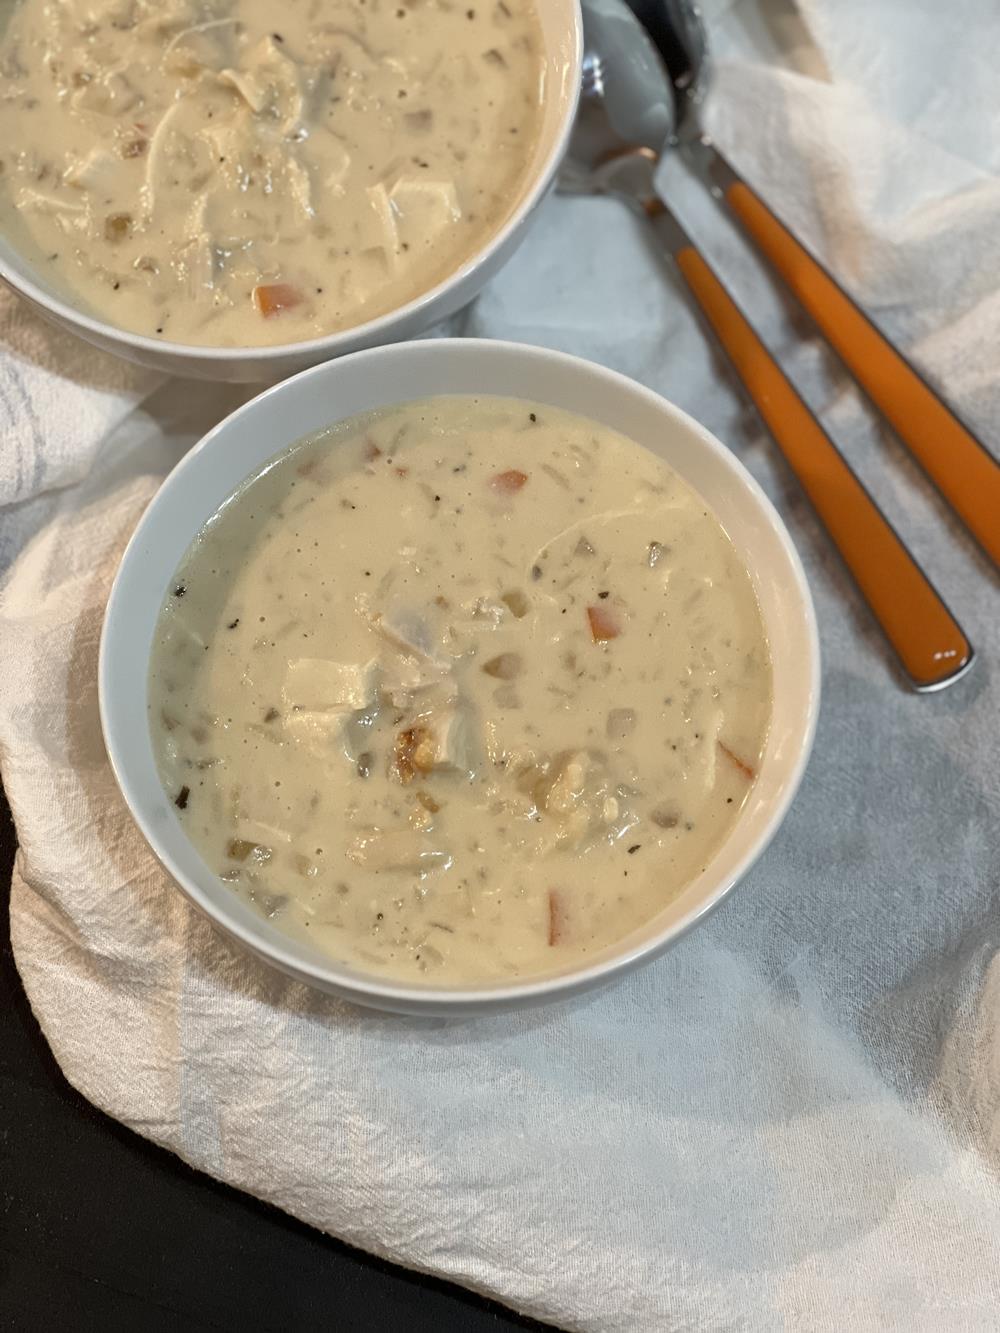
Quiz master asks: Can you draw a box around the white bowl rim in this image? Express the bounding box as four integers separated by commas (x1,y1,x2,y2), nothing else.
0,10,582,366
99,337,821,1009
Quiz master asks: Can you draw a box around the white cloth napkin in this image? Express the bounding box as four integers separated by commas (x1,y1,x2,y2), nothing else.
4,1,1000,1327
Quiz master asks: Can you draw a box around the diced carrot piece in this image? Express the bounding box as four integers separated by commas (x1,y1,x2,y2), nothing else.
587,604,620,641
252,283,304,317
718,740,756,781
490,469,529,494
548,888,567,946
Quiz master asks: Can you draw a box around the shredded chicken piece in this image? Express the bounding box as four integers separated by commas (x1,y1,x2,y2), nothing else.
220,35,307,134
218,65,269,113
141,97,190,220
235,818,292,847
15,188,86,230
162,17,240,60
283,658,377,712
347,829,451,874
285,156,314,220
63,147,121,192
389,175,462,234
366,182,400,260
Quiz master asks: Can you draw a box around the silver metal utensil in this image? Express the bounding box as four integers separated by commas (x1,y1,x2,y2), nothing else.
559,0,974,691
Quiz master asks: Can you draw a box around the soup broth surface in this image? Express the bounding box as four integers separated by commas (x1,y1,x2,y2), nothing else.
149,396,772,984
0,0,544,344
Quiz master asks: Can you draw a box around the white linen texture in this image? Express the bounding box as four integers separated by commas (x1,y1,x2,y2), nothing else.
1,1,999,1328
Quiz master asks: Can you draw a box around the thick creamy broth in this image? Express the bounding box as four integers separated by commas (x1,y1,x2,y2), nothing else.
0,0,543,345
149,397,772,984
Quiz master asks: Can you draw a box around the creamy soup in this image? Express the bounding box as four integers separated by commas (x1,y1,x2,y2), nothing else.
0,0,543,345
149,397,772,984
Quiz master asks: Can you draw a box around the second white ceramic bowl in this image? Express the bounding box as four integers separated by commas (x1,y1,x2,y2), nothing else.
0,2,581,382
100,339,820,1014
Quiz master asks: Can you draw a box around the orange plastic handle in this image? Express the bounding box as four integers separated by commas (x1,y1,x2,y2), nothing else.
725,180,1000,567
674,244,972,690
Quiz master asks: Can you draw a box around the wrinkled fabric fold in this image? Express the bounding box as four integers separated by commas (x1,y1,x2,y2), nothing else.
2,2,1000,1328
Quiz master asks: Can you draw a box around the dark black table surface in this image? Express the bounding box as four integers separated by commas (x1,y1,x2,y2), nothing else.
0,778,548,1332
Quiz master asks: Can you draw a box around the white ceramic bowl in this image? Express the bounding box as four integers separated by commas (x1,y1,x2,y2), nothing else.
100,339,820,1014
0,4,581,384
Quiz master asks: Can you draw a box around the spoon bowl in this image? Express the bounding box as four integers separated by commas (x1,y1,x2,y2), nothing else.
559,0,673,204
624,0,709,135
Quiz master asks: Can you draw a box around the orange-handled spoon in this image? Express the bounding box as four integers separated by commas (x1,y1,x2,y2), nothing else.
695,146,1000,567
645,199,974,691
561,3,974,689
621,0,1000,566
